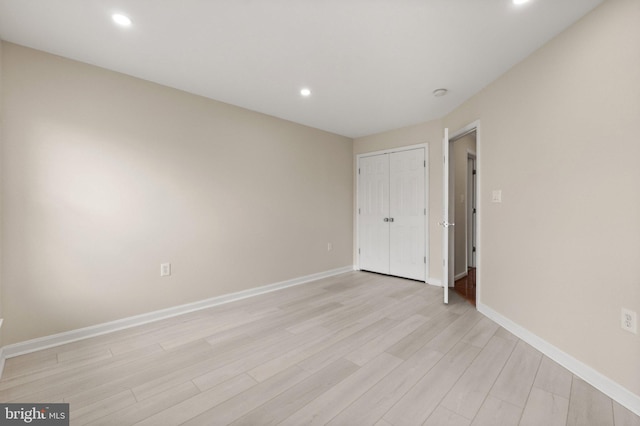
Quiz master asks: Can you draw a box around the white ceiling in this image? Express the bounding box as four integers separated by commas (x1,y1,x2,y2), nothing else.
0,0,603,138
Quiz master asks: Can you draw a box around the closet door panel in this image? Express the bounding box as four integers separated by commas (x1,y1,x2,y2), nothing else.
358,154,390,274
389,149,426,280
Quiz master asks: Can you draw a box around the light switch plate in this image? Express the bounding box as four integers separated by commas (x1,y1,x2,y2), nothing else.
492,190,502,203
160,263,171,277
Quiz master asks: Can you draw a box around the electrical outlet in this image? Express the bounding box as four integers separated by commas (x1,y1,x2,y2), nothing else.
327,242,333,251
160,263,171,277
621,308,637,334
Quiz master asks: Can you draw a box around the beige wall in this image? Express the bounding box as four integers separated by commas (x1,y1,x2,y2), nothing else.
443,0,639,396
0,43,353,345
353,119,443,284
452,134,476,278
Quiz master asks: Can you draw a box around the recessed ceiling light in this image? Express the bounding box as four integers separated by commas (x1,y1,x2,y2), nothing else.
300,88,312,97
433,88,448,97
513,0,530,5
112,13,132,27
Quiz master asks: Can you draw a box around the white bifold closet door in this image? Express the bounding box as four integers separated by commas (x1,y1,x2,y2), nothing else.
359,148,426,281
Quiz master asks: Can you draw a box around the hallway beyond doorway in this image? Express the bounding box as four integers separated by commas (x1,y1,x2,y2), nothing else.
454,267,476,306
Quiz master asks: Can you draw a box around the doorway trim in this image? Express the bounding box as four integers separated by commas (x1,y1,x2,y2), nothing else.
448,121,481,305
355,143,430,283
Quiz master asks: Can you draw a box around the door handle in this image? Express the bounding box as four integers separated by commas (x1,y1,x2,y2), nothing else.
439,221,455,227
389,218,394,222
384,218,389,222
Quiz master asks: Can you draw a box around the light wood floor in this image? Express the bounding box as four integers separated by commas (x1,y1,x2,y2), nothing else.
1,271,638,426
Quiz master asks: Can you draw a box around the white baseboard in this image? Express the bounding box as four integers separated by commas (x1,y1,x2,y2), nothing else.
0,319,4,377
0,265,354,377
454,271,468,281
478,302,640,417
0,347,4,381
0,324,4,380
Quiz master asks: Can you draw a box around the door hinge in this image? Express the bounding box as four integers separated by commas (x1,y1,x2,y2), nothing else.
473,247,476,252
358,248,361,254
358,208,361,214
473,208,476,214
424,256,426,264
424,208,427,215
424,160,426,167
358,168,361,175
473,169,477,175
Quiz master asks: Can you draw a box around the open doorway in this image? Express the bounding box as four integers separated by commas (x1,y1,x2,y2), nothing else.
449,130,477,305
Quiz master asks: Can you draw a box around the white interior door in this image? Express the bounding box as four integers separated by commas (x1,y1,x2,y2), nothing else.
389,149,426,280
358,154,390,274
467,155,477,268
441,128,451,304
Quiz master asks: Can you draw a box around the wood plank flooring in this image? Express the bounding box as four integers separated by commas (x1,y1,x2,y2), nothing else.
454,268,476,306
1,271,638,425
